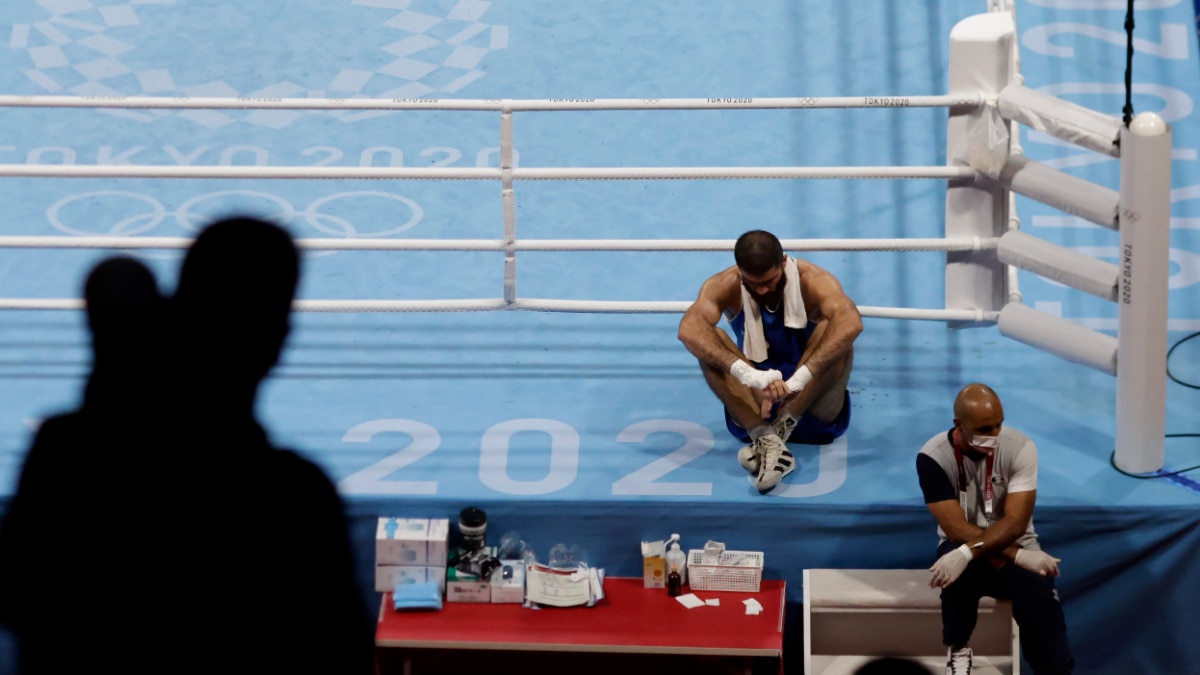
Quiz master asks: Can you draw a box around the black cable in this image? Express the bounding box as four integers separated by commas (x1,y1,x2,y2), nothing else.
1110,437,1200,478
1111,332,1200,479
1123,0,1132,126
1167,330,1200,389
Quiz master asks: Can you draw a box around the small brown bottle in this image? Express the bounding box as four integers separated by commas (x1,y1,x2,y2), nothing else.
667,568,682,597
665,541,685,597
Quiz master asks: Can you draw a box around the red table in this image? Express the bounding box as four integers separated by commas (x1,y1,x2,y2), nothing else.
376,578,786,673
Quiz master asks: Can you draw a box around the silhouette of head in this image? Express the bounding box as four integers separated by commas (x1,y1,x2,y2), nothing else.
82,256,163,408
172,217,300,406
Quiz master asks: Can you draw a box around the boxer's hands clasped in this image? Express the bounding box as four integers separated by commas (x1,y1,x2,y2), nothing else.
729,360,783,390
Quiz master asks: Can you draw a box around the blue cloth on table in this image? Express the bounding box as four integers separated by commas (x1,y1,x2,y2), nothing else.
392,581,443,611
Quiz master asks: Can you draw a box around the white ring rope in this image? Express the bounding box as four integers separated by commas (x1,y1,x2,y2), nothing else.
0,165,978,181
0,87,984,322
0,94,985,113
0,295,997,323
0,88,984,322
0,86,1007,324
0,236,997,253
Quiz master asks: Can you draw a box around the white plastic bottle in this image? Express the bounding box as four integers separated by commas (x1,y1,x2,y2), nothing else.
665,539,687,597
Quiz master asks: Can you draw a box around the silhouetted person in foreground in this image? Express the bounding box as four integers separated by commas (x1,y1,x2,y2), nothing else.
0,219,374,674
159,217,375,674
0,256,165,673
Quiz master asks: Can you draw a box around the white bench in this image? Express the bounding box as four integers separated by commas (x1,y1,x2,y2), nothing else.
803,569,1020,675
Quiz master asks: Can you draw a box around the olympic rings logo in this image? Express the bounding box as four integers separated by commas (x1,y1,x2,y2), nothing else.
46,190,424,238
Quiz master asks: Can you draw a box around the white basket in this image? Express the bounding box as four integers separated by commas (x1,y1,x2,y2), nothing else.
686,549,764,592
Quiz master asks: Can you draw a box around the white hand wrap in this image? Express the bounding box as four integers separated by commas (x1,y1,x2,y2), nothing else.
785,365,814,394
730,360,783,390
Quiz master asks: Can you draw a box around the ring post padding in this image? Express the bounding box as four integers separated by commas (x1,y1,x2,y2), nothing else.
997,230,1119,301
945,11,1014,327
997,155,1119,229
501,103,516,306
997,84,1122,157
1115,115,1172,473
998,303,1117,375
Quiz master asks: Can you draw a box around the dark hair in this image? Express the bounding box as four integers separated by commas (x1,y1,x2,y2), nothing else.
734,230,785,275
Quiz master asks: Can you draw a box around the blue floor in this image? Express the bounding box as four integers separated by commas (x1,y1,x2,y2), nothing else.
0,1,1199,673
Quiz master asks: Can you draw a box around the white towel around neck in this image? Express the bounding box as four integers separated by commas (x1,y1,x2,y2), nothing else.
736,256,807,363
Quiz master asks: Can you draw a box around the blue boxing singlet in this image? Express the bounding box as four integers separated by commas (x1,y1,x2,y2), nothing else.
724,303,851,445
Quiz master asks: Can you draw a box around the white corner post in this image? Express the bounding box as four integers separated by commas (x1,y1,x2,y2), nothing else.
1115,113,1172,473
945,13,1014,326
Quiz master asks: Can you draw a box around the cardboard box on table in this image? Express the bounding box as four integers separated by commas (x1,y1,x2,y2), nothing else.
374,518,449,593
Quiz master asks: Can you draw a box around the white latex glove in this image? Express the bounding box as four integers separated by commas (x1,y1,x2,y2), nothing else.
1015,549,1061,577
785,364,814,394
929,544,973,588
730,360,783,390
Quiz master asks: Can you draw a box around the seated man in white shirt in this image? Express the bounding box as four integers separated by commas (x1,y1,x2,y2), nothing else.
917,383,1075,675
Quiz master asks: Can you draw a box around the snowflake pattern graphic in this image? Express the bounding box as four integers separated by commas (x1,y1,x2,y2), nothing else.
9,0,509,128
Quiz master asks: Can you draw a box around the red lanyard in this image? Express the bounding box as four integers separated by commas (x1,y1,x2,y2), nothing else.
954,447,995,520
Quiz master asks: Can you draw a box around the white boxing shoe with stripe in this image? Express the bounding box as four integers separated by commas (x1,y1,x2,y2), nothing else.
752,433,795,493
771,411,797,443
738,411,798,474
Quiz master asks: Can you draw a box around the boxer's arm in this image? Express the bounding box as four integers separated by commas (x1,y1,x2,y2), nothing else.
798,262,862,378
678,272,741,370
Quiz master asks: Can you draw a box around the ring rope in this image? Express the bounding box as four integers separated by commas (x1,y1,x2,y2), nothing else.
0,94,985,113
0,165,978,181
0,89,987,322
0,236,997,253
0,296,996,323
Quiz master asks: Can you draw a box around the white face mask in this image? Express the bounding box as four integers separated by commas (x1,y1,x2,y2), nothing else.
972,434,1000,450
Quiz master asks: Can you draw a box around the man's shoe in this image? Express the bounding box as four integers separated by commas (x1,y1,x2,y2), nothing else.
741,415,798,473
946,646,972,675
754,434,795,493
737,442,762,473
771,412,797,443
